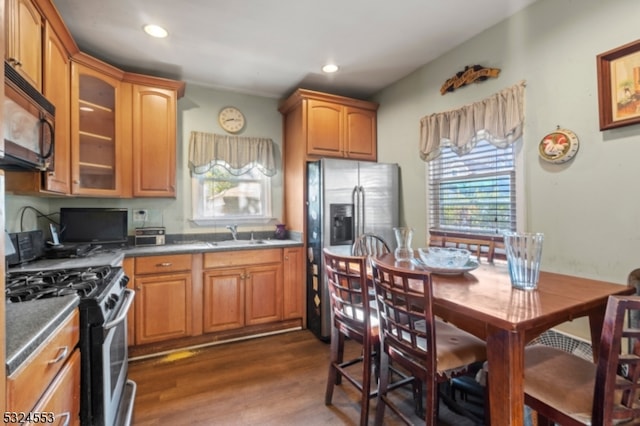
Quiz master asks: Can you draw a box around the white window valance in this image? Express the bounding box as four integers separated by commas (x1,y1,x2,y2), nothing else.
188,131,277,176
419,80,526,162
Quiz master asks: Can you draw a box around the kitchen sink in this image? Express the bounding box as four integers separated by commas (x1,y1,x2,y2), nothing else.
217,239,268,246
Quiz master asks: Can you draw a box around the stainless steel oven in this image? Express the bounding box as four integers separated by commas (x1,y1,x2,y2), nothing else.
92,287,136,426
79,267,136,426
6,265,136,426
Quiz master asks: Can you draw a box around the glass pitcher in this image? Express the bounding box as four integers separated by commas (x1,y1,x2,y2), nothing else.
393,227,414,261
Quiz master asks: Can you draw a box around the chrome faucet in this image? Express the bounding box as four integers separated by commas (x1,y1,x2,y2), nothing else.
226,224,239,240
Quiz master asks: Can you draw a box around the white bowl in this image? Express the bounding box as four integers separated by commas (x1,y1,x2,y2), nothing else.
418,247,471,268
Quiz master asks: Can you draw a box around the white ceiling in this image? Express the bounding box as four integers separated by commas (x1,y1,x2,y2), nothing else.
52,0,539,99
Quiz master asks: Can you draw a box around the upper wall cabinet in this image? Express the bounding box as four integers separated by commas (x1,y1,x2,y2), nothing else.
6,0,43,90
306,99,377,160
123,75,184,197
41,19,72,194
280,89,378,162
278,89,378,233
4,0,185,198
71,54,127,197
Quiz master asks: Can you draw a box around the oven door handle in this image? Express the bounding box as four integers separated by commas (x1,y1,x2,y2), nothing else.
104,289,135,330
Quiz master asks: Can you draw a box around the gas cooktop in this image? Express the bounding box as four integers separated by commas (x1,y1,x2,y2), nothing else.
6,265,115,302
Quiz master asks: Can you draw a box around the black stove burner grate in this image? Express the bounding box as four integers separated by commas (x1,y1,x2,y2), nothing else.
5,265,114,302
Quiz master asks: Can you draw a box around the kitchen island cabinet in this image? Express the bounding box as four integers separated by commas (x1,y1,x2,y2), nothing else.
133,254,194,345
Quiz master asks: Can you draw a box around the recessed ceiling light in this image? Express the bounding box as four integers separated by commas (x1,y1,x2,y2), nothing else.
322,64,339,73
143,24,168,38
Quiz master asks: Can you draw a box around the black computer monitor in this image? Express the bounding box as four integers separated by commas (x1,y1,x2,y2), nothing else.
59,207,128,245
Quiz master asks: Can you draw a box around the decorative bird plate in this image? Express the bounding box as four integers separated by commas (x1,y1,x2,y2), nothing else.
539,128,579,164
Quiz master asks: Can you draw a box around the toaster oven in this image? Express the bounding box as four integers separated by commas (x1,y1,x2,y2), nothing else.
134,227,165,246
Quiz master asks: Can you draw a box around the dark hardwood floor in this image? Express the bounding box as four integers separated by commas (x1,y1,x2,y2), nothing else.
128,330,480,425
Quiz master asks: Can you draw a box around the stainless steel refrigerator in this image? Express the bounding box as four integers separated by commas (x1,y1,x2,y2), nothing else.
306,158,399,340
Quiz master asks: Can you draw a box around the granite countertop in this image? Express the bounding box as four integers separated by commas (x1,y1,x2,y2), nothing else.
5,238,303,373
121,238,302,257
5,295,80,375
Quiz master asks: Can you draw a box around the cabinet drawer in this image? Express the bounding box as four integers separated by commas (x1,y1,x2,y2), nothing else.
203,248,282,269
28,349,81,426
7,310,80,414
135,254,192,274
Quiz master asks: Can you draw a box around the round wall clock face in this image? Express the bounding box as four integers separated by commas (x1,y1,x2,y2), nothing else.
539,129,580,164
218,106,245,133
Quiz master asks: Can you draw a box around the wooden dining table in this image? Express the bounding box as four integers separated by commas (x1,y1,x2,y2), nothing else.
374,253,635,426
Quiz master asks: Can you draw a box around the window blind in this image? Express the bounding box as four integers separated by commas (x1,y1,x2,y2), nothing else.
428,139,516,235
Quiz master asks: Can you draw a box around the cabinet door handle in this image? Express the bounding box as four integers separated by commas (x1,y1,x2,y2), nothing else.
48,346,68,364
7,57,21,67
240,274,246,280
57,412,70,426
157,262,172,267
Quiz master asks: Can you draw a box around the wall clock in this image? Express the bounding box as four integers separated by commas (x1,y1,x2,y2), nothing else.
218,106,245,133
538,128,580,164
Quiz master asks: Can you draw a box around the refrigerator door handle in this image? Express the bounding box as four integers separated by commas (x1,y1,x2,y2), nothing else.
358,186,365,235
352,185,360,238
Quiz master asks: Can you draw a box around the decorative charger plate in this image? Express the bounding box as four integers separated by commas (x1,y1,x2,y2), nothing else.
415,259,480,275
539,128,579,164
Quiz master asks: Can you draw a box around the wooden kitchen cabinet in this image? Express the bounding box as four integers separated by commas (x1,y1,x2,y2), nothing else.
133,254,193,345
5,0,42,90
279,88,378,234
29,349,81,426
123,76,184,197
245,263,282,326
202,268,244,332
306,99,377,160
282,247,304,321
6,310,80,422
41,19,72,194
4,0,185,198
280,88,378,162
70,54,127,197
202,249,283,333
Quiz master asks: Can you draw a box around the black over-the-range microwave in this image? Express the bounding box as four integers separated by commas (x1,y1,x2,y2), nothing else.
1,60,55,171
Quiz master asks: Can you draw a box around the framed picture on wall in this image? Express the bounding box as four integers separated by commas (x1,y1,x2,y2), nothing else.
597,39,640,130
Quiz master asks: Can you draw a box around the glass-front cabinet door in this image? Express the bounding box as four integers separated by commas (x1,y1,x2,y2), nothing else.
71,59,125,196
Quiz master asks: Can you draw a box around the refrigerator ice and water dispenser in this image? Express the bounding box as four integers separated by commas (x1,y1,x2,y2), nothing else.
329,203,354,246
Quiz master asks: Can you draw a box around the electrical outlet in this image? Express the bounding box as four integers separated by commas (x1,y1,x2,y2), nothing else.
133,209,148,222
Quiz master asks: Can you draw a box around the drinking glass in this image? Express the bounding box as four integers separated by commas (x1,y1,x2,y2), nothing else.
503,231,544,290
393,227,414,261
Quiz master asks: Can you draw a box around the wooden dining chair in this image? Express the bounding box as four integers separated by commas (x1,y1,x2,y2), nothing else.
324,249,413,425
352,233,391,257
324,248,376,426
429,235,501,263
369,258,487,425
524,295,640,426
